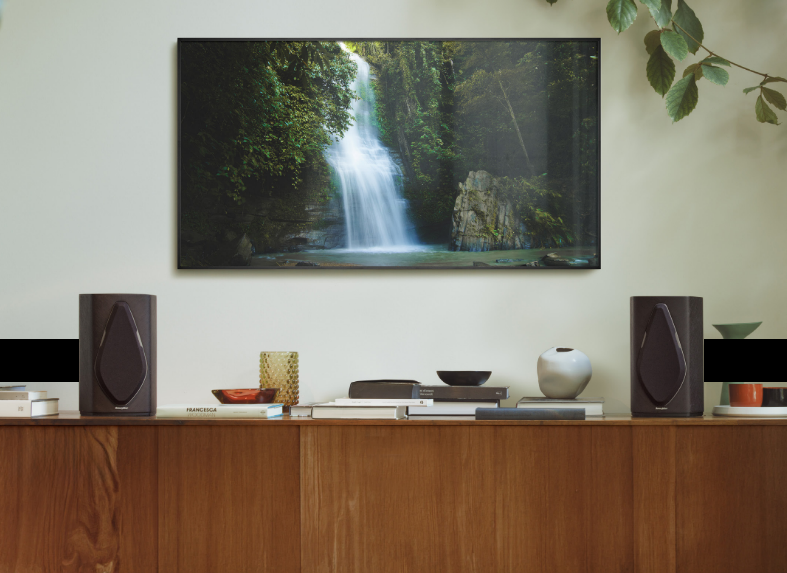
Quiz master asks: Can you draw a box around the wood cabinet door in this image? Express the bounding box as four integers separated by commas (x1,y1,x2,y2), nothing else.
158,425,301,573
0,426,158,572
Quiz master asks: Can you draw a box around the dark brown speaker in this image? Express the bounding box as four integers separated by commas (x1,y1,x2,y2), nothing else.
79,294,156,415
631,296,703,417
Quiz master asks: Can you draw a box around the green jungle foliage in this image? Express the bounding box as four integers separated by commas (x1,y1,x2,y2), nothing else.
353,40,599,245
179,41,356,265
180,40,599,264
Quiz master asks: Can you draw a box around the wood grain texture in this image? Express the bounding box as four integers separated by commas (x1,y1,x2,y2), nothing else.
589,426,634,573
0,426,156,572
633,426,676,573
117,426,159,572
158,426,300,573
2,419,785,573
302,425,637,573
676,426,787,573
544,426,592,573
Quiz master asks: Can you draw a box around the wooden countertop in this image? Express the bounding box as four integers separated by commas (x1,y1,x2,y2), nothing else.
1,411,786,426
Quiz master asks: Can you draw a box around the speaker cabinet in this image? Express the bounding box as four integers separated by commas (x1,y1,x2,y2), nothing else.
79,294,156,415
631,296,703,417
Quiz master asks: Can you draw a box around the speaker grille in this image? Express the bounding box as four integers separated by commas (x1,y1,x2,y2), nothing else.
94,302,147,405
637,303,686,406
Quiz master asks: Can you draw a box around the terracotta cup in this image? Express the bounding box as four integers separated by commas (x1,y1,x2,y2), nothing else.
729,384,763,407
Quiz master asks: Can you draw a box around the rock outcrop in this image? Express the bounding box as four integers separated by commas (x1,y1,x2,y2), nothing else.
181,192,347,266
450,171,531,252
540,252,572,267
282,196,346,251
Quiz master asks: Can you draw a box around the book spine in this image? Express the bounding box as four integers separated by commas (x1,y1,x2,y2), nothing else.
0,400,32,417
312,406,406,420
0,391,47,400
408,401,499,416
334,398,433,406
417,387,509,401
348,382,420,400
476,408,585,420
156,406,283,419
516,403,604,416
31,399,59,417
289,404,317,417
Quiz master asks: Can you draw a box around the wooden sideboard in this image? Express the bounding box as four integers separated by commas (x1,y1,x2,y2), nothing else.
1,414,785,573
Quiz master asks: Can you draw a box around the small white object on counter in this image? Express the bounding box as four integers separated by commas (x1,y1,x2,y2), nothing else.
537,347,593,399
712,405,787,417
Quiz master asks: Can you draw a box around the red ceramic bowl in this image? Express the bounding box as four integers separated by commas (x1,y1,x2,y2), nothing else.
211,388,278,404
729,384,763,408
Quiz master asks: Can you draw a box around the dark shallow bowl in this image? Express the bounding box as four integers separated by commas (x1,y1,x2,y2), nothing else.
762,387,787,407
436,371,492,386
212,388,279,404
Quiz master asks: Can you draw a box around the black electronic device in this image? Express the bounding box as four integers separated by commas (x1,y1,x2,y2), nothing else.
631,296,703,417
79,294,156,415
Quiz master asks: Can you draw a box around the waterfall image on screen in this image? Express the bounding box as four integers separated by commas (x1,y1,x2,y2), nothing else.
325,48,418,251
179,39,600,269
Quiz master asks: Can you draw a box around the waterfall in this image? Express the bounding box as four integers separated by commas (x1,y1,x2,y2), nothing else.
326,48,419,251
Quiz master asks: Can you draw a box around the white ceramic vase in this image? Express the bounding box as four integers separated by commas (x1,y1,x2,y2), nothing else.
537,347,592,399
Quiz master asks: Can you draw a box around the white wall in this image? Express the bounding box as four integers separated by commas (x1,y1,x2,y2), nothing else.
1,0,785,414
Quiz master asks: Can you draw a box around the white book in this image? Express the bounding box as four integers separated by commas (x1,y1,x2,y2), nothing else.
311,403,407,420
408,401,499,416
0,391,47,400
334,398,433,407
516,397,604,416
290,402,321,417
0,398,59,417
156,404,283,419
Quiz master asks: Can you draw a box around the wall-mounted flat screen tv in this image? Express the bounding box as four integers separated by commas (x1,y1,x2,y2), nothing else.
178,39,600,269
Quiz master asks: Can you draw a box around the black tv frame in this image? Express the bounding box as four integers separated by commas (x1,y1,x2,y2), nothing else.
177,38,601,270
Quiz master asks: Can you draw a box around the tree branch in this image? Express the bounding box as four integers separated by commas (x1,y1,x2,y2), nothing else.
670,20,771,79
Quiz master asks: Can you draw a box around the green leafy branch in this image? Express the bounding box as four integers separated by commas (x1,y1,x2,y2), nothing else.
548,0,786,125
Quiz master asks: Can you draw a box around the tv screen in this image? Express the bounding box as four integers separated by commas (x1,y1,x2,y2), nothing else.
178,39,600,269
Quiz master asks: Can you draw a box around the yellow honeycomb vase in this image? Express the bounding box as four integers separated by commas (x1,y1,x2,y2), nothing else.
259,351,299,407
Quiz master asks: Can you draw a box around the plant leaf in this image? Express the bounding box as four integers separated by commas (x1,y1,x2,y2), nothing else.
755,95,780,124
703,56,730,66
660,30,688,61
666,74,699,122
673,0,704,55
761,77,787,85
743,86,760,95
644,30,662,55
545,0,558,4
606,0,638,33
647,45,676,96
701,65,729,86
649,0,672,29
762,87,787,111
683,63,703,81
639,0,661,13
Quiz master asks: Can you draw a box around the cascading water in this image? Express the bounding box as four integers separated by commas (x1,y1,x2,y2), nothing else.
325,48,419,251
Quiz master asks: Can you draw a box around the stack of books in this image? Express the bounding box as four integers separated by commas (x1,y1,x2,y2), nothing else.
0,386,59,417
516,396,604,417
409,385,507,417
341,380,508,418
157,403,284,419
310,398,432,420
